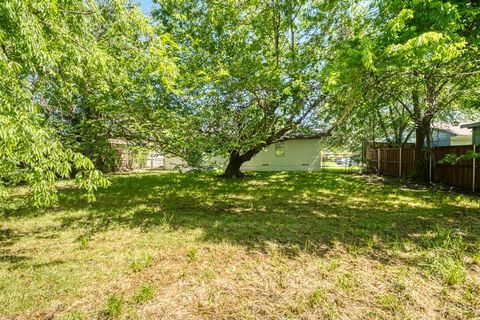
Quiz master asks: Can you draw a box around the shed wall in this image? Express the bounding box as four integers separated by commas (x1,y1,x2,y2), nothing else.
242,139,322,171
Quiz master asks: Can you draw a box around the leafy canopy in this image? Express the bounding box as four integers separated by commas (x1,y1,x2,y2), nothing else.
153,0,351,164
0,0,175,205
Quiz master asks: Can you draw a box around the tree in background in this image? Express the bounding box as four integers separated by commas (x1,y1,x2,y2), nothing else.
325,0,479,180
45,1,177,173
327,98,415,150
366,0,479,179
0,0,176,205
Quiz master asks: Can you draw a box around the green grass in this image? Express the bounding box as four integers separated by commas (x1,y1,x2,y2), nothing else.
1,171,479,319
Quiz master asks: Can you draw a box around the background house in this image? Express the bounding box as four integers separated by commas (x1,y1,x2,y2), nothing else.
370,124,472,148
460,122,480,145
430,125,472,146
403,125,472,147
141,133,362,172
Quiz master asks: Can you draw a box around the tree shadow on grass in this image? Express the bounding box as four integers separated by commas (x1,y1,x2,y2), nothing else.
2,171,480,265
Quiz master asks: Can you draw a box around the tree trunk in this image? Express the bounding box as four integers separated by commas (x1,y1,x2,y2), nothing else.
414,117,431,182
222,126,296,178
223,151,245,178
414,124,426,180
223,147,262,178
413,75,436,183
411,87,428,182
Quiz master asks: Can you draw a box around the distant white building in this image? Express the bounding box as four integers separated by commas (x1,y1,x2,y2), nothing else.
144,137,336,172
144,153,187,170
241,138,323,171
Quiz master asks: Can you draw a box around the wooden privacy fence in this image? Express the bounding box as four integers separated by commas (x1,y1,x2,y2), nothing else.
366,145,479,191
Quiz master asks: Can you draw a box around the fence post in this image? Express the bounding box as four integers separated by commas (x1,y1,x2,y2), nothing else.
399,148,402,177
473,145,476,192
429,153,432,183
377,148,381,175
320,151,323,171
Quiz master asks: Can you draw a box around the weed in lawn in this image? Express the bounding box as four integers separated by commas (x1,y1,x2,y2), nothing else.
100,294,123,319
364,234,375,252
463,284,478,304
377,293,402,315
59,311,83,320
288,288,326,315
203,270,216,280
160,213,174,229
187,247,198,262
389,237,401,256
348,244,362,255
337,272,355,291
76,234,90,249
473,252,480,265
130,254,153,273
472,241,480,265
428,255,467,286
328,257,340,271
132,284,155,304
421,225,466,259
326,303,338,320
401,240,417,253
308,287,326,307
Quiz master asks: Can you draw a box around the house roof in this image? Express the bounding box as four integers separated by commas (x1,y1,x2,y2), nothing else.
434,125,471,136
460,122,480,129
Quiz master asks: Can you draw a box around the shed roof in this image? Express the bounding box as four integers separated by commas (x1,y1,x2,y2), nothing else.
460,122,480,129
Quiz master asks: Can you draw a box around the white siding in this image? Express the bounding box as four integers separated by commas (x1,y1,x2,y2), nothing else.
242,139,322,171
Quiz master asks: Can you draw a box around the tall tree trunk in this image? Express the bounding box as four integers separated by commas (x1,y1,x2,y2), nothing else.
411,88,428,182
414,123,426,180
414,117,432,182
223,151,245,178
223,147,263,178
413,75,437,182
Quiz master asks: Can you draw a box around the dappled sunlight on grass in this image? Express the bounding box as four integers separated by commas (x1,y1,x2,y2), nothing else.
1,171,480,319
3,171,479,257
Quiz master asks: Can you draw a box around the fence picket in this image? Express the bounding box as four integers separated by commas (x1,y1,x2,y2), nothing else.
399,148,402,177
473,145,476,192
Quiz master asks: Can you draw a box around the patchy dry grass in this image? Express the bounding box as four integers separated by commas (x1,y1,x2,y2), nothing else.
1,171,480,319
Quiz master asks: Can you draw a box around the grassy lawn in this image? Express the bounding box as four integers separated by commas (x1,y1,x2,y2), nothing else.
1,171,479,319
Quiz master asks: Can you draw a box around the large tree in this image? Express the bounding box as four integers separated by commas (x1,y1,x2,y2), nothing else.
153,0,352,177
45,1,177,173
359,0,480,180
0,0,175,205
